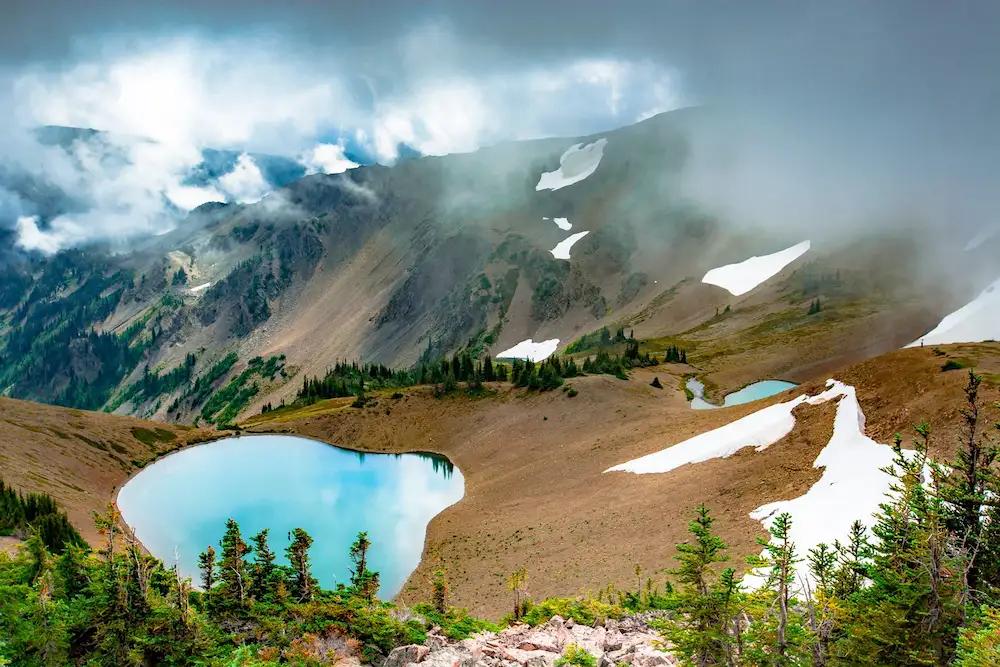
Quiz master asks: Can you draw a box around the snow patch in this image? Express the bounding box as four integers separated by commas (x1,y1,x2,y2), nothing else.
744,382,912,588
550,231,590,260
702,241,811,296
965,225,999,251
606,382,844,475
543,217,573,231
188,282,212,294
535,139,607,191
607,379,913,590
495,338,560,362
906,277,1000,347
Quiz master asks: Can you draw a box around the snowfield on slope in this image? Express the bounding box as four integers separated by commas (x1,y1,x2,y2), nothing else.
965,224,999,251
535,139,607,191
189,282,212,294
495,338,560,362
906,276,1000,347
551,231,590,260
702,240,811,296
543,217,573,231
606,379,910,589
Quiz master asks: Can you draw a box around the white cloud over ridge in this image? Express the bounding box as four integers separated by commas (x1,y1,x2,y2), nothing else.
4,29,683,252
217,153,269,204
300,143,359,175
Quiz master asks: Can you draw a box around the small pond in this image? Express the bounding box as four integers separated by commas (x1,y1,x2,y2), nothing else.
687,378,798,410
117,434,464,597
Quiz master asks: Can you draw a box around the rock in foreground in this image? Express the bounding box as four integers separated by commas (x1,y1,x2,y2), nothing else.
384,614,676,667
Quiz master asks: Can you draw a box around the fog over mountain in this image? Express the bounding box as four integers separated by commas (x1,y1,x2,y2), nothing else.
0,1,996,256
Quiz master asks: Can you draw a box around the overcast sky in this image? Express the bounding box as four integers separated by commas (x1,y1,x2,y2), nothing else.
1,1,998,252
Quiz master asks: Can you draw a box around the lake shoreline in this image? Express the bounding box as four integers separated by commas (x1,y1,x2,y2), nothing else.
114,433,465,597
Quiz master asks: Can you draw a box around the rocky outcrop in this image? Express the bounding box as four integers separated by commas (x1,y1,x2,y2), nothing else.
383,615,676,667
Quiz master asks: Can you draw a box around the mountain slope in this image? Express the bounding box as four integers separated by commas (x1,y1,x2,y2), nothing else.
0,109,983,423
0,396,214,543
243,343,1000,616
3,342,997,615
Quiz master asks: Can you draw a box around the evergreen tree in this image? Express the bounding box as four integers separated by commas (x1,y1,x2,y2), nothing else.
218,519,250,607
666,505,741,666
249,529,277,600
937,371,998,603
837,429,964,665
198,545,217,591
286,527,317,602
350,531,380,602
806,543,837,666
831,520,871,598
55,542,90,599
745,512,808,666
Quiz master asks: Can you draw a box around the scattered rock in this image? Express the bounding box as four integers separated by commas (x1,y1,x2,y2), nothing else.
385,644,430,667
382,613,675,667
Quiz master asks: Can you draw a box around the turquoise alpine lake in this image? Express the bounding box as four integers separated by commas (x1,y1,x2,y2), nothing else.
687,378,798,410
117,434,464,598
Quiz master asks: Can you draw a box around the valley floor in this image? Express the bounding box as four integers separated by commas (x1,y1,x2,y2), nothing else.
2,343,998,619
243,343,1000,617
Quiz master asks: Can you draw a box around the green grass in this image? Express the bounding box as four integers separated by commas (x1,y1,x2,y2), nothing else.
130,427,177,447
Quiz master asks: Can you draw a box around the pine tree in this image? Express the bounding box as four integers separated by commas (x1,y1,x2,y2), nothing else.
806,543,837,666
666,505,741,666
218,519,250,606
55,543,90,599
249,529,277,600
831,520,870,598
746,512,806,665
350,531,380,602
937,371,997,603
286,527,317,602
198,545,217,591
837,429,965,665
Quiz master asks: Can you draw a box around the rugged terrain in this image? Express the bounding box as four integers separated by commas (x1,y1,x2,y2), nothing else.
244,343,999,616
2,312,997,617
385,614,676,667
1,108,986,425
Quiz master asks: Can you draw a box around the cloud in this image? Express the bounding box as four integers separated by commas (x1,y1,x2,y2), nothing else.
13,35,347,152
366,57,681,162
217,153,269,204
3,27,683,251
15,215,65,254
300,143,359,175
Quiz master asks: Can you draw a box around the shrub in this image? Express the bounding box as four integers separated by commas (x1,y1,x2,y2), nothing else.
520,596,625,627
555,644,597,667
413,603,499,640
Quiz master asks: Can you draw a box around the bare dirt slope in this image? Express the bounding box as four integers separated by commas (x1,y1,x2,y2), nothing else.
244,343,1000,617
0,397,215,544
